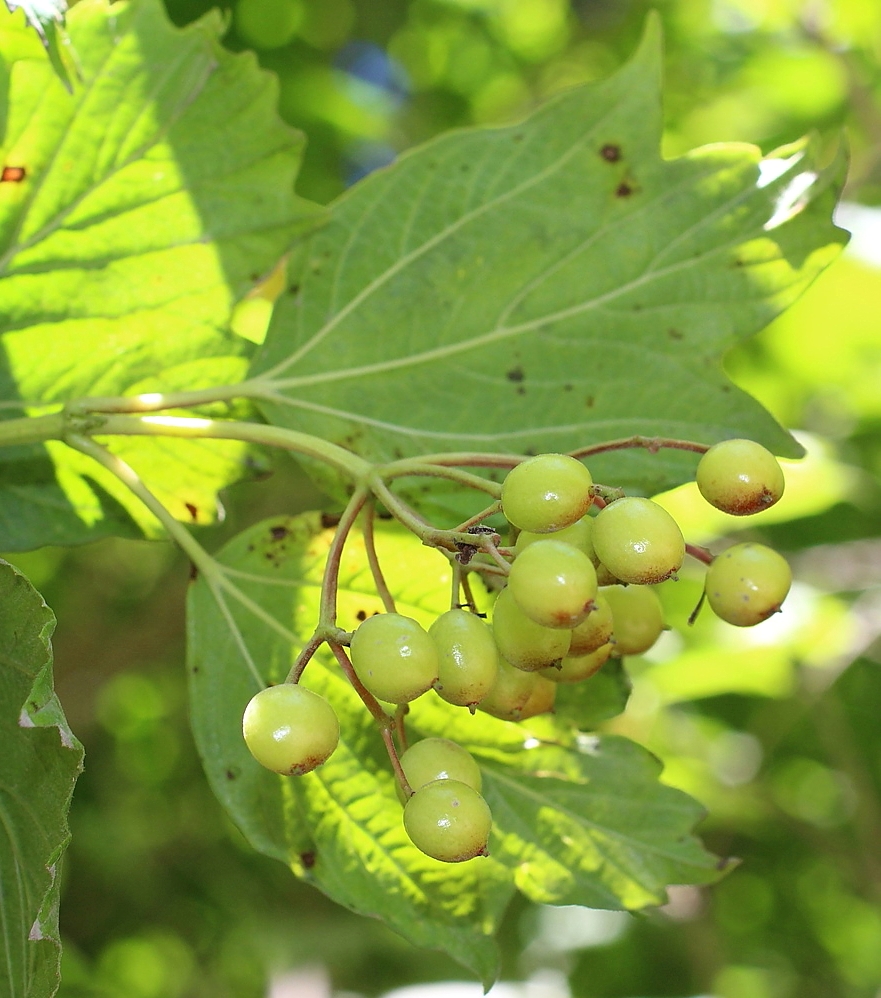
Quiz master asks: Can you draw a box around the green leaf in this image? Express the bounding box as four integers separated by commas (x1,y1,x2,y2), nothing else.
187,513,511,984
251,16,846,517
3,0,73,91
481,737,725,909
187,511,723,977
0,559,83,998
552,656,632,728
0,0,323,549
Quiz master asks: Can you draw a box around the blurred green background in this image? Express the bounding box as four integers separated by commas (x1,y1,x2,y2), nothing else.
7,0,881,996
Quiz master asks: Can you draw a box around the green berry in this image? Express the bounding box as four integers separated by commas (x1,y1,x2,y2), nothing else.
349,612,439,704
400,738,482,794
478,658,541,720
603,584,665,655
242,684,339,776
509,539,598,629
517,673,557,718
501,454,593,533
429,609,499,707
592,497,685,584
541,642,613,683
704,542,792,626
567,592,614,656
696,439,785,516
403,779,492,862
515,516,596,560
491,587,571,671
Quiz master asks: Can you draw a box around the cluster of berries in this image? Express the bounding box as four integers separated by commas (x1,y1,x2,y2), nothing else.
242,438,791,864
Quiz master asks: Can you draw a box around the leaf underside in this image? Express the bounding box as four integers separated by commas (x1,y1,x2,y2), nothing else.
0,559,83,998
251,16,846,520
0,0,322,549
187,511,723,982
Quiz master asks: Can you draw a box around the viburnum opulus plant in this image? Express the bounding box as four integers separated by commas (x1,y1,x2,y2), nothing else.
0,0,847,991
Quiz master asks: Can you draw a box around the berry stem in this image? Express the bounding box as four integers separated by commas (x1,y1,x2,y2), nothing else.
688,590,708,626
318,487,371,629
394,704,410,753
450,560,463,611
454,500,503,532
459,571,480,613
686,542,715,566
380,459,502,498
286,630,327,684
327,640,391,726
381,726,413,798
363,502,397,614
368,475,499,553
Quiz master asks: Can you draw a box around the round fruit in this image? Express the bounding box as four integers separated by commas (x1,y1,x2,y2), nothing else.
349,613,439,704
242,683,339,775
403,779,492,863
501,454,593,533
429,609,499,707
567,592,614,656
696,439,785,516
400,738,482,794
704,543,792,626
478,658,540,720
541,642,613,683
517,673,557,718
603,584,665,655
592,497,685,584
515,516,596,560
491,587,571,671
509,539,598,629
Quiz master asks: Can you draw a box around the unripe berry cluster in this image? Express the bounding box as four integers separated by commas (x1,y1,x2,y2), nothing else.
240,439,791,864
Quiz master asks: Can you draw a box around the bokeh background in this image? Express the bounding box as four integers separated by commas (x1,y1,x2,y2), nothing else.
6,1,881,996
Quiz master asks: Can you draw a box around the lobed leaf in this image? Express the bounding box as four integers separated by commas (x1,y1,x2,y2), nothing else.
187,511,724,978
0,0,322,549
251,17,846,520
0,559,83,998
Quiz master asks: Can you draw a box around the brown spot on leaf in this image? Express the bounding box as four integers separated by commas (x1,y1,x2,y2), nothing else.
600,144,621,162
269,524,289,542
1,166,26,182
506,366,525,382
321,512,342,529
356,610,367,622
615,182,634,198
668,328,683,340
301,851,316,869
185,502,198,521
585,396,595,408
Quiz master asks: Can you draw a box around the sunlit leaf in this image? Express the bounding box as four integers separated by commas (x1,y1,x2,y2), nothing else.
187,511,723,977
0,0,323,549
